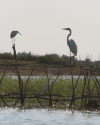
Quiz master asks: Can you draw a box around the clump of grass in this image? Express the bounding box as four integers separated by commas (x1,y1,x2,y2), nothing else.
0,76,100,110
0,77,19,94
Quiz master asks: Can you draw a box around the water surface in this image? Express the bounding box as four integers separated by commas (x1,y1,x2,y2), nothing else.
7,75,88,80
0,107,100,125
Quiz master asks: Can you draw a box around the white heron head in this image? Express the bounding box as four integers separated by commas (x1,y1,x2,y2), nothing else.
62,28,71,31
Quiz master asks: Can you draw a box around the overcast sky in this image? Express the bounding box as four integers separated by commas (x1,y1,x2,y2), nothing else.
0,0,100,61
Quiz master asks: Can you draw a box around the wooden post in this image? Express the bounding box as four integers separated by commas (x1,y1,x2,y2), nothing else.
12,44,24,105
12,44,17,63
69,69,74,110
80,68,86,109
84,69,88,107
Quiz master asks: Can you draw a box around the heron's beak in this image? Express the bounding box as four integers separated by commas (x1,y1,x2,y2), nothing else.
19,32,22,35
18,31,22,35
62,28,68,30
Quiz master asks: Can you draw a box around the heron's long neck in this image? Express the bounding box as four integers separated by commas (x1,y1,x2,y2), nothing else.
48,69,51,83
67,30,71,44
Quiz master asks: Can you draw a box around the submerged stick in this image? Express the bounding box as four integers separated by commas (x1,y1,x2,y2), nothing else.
12,44,24,105
0,66,7,84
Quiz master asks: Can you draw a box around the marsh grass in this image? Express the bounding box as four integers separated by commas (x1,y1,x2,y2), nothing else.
0,76,100,109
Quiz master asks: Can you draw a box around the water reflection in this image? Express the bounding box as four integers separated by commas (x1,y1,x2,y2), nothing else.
0,107,100,125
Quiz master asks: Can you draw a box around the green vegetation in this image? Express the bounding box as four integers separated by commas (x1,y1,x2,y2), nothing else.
1,51,100,67
0,76,100,110
0,52,72,65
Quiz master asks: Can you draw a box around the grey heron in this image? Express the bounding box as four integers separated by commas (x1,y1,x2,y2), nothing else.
62,28,77,63
40,69,51,94
10,30,21,45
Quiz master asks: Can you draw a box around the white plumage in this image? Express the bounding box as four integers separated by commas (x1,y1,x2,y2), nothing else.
10,30,21,45
62,28,77,62
40,69,51,94
68,39,77,56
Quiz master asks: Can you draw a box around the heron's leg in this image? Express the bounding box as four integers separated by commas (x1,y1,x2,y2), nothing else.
70,51,71,63
74,56,76,65
12,39,13,46
14,37,15,44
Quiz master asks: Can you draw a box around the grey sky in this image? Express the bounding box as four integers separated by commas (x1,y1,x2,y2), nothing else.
0,0,100,61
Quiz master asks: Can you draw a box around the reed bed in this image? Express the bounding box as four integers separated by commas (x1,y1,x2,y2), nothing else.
0,76,100,110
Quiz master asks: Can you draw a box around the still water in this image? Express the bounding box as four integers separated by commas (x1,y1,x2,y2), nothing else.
0,107,100,125
7,75,90,80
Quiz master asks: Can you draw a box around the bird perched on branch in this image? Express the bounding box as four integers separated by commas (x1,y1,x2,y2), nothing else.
62,28,77,63
10,30,21,45
40,69,51,94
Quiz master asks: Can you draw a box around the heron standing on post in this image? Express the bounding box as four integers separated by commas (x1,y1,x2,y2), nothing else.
10,30,21,45
62,28,77,63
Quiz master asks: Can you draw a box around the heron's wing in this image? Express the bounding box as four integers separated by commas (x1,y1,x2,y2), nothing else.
68,39,77,56
40,69,51,94
40,81,49,94
10,31,17,38
10,31,14,38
